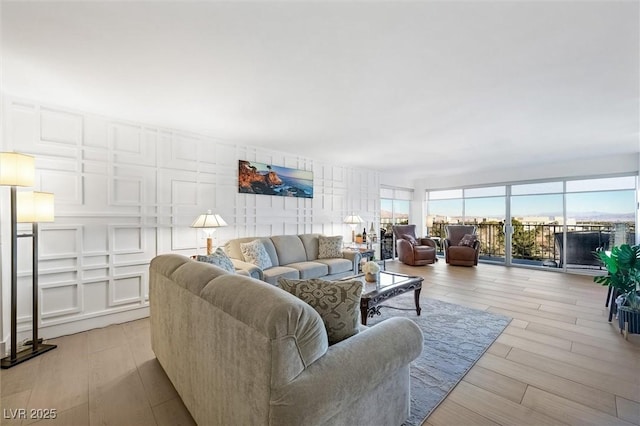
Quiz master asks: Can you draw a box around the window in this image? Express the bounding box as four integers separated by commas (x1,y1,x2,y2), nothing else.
380,186,413,259
380,187,413,232
426,175,638,272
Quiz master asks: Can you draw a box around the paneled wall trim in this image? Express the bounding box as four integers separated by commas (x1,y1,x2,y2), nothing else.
0,96,380,346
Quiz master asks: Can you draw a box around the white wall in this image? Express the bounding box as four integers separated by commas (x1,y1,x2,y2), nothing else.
415,154,638,190
0,95,380,348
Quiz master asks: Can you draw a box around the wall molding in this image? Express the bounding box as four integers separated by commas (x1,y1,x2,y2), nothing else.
0,95,380,345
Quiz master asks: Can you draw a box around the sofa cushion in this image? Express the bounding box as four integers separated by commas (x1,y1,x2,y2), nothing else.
241,240,273,270
286,261,329,279
315,258,353,275
196,248,235,273
318,235,343,259
271,235,307,266
278,278,363,345
262,266,300,285
298,234,321,260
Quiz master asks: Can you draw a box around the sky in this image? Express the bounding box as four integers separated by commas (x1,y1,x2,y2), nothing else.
427,190,636,220
247,161,313,181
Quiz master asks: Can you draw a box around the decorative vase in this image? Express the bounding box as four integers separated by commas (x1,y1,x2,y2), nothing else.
365,272,377,283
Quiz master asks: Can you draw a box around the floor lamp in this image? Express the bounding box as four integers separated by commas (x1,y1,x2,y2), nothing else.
0,153,57,369
191,210,228,255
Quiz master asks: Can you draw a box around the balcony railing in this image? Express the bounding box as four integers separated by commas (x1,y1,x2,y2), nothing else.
428,221,636,269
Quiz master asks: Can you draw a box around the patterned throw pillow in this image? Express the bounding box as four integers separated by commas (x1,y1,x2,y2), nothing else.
196,248,235,273
401,234,418,245
459,234,477,247
278,278,363,345
318,235,343,259
240,240,273,270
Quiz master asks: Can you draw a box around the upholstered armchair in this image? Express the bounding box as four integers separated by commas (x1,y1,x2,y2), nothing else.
444,225,480,266
392,224,437,266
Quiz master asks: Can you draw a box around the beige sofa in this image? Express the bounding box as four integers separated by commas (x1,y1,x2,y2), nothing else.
225,234,361,284
150,254,423,426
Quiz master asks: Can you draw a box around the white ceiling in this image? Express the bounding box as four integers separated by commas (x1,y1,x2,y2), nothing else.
2,1,638,180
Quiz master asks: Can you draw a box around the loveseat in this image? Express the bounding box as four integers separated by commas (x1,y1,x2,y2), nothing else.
150,254,424,425
225,234,361,284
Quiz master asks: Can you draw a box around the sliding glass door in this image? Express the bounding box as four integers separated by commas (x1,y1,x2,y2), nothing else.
425,189,462,255
426,187,506,262
510,182,563,268
426,174,638,272
464,187,506,264
563,176,636,271
381,187,413,259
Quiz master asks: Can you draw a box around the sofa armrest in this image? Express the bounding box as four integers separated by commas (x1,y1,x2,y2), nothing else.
341,250,362,272
270,317,423,424
230,259,263,280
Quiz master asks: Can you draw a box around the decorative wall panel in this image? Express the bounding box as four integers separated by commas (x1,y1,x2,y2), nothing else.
40,108,83,147
0,95,380,343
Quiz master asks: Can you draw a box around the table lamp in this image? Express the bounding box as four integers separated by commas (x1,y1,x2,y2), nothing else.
191,210,228,255
343,213,364,243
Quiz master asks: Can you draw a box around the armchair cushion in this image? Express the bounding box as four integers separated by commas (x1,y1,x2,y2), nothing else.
401,234,418,245
279,278,363,345
458,234,478,247
445,225,479,266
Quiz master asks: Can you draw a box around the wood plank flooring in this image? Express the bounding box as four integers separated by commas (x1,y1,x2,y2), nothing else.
1,260,638,425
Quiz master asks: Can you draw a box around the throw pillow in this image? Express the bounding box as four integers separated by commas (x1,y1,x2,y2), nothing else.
278,278,362,345
240,239,273,270
401,234,418,245
318,235,343,259
459,234,477,247
196,248,235,273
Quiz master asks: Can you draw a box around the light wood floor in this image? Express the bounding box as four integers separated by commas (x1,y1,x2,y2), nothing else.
1,260,639,426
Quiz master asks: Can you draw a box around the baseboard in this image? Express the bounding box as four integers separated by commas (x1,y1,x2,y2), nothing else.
2,307,150,355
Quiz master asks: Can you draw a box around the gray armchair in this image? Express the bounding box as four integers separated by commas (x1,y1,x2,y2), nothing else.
444,225,480,266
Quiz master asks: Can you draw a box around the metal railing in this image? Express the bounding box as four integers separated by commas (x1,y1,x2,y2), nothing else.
428,221,636,268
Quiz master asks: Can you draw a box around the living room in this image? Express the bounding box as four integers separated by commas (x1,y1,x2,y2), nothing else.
1,1,639,425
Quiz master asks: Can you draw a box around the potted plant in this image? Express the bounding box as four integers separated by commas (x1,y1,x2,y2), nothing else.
594,244,640,338
362,261,381,283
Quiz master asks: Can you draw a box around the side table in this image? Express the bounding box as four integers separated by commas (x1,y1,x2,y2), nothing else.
357,248,386,272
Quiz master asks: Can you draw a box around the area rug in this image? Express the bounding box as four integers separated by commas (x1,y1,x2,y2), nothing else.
367,295,511,426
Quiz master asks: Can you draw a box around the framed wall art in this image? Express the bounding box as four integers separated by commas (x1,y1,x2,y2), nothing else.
238,160,313,198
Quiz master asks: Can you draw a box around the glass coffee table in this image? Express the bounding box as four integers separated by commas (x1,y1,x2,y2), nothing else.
342,271,423,325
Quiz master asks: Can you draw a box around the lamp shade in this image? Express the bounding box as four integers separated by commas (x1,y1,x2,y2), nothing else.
426,215,434,228
0,152,35,187
343,214,364,225
191,210,228,228
17,191,55,223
